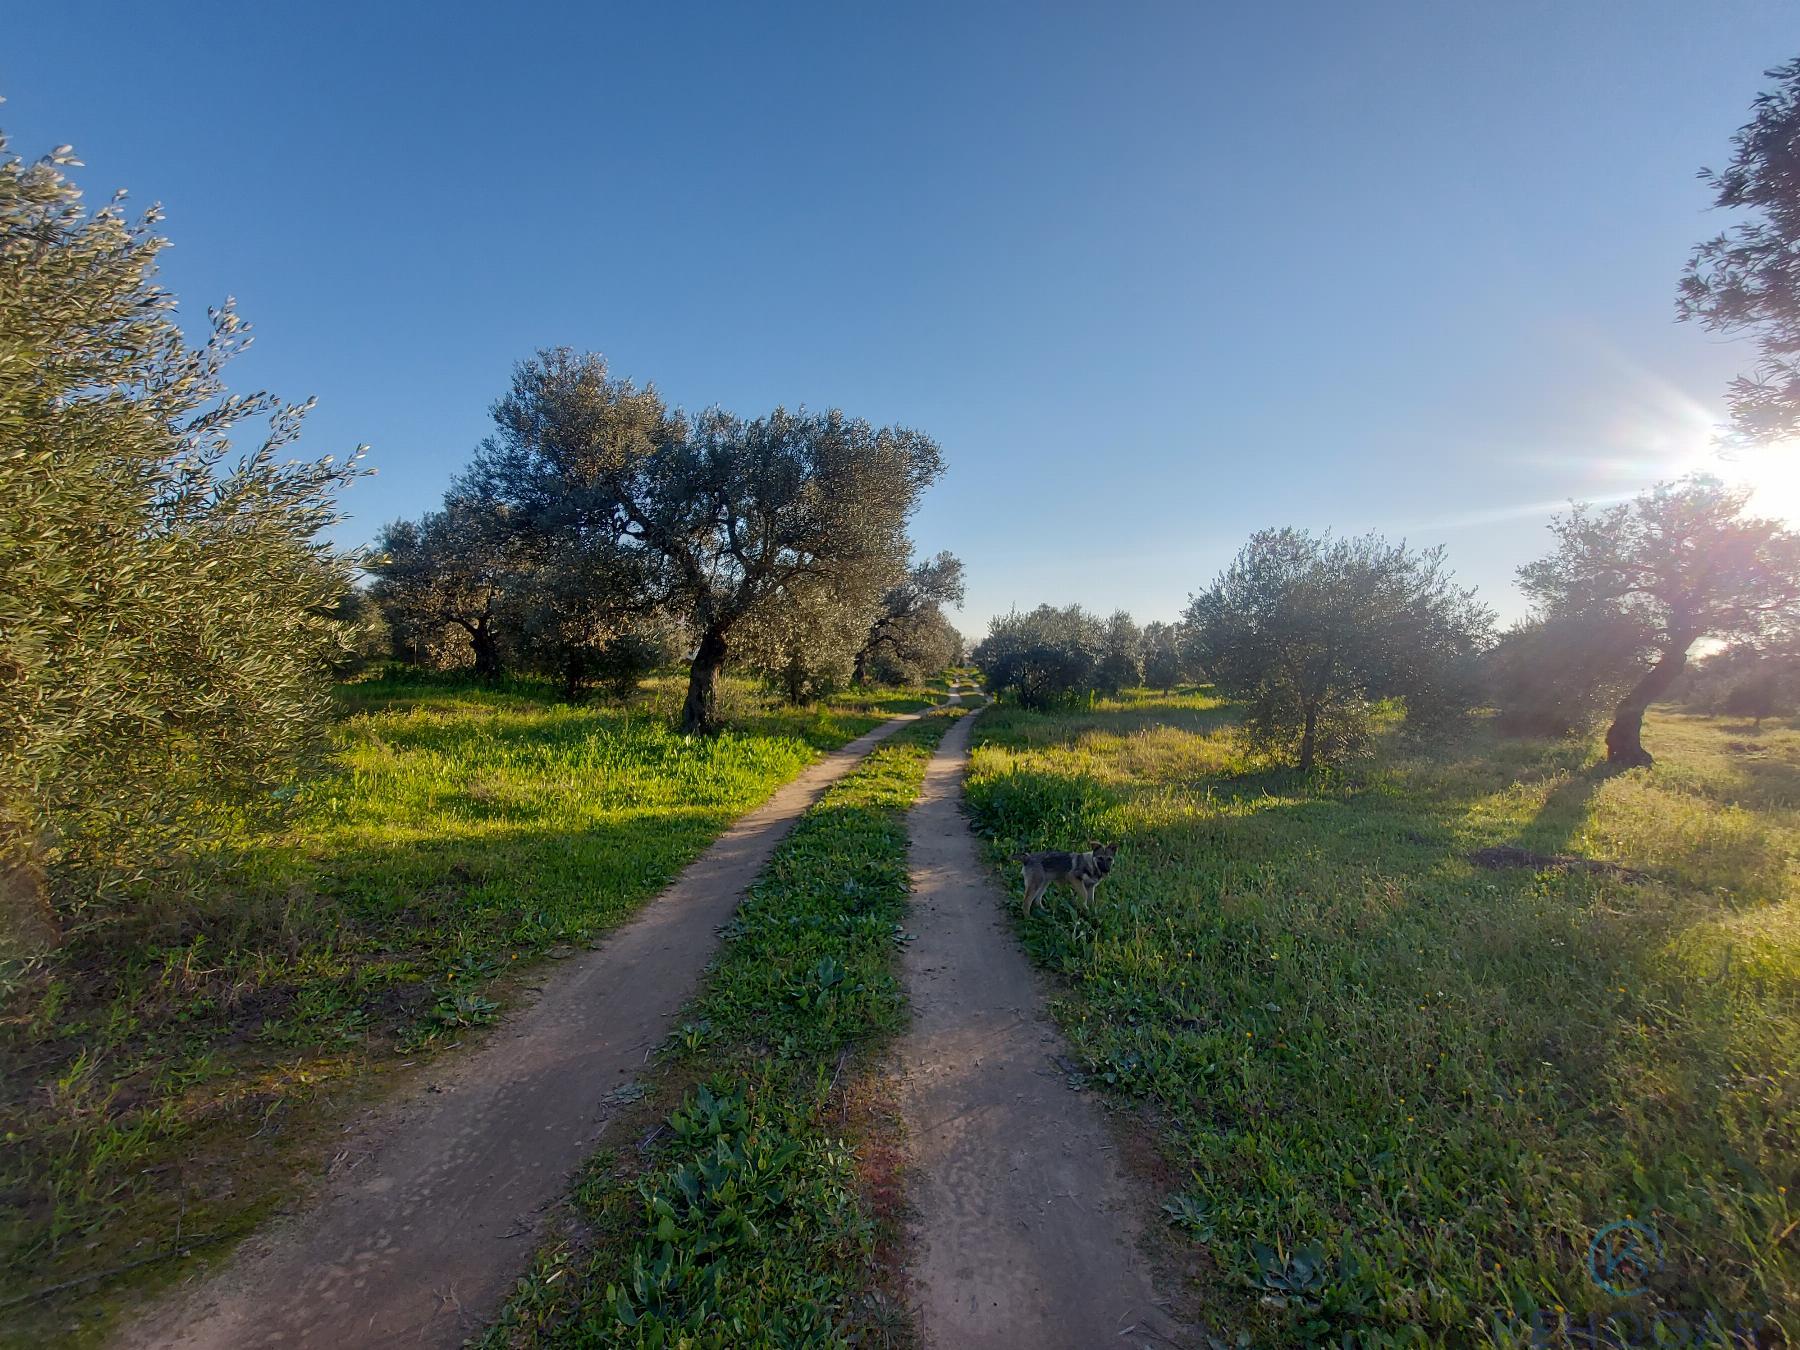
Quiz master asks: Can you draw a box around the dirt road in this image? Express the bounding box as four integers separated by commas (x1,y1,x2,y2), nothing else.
121,703,948,1350
896,707,1189,1349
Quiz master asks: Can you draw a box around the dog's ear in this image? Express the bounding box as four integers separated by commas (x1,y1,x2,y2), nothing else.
1102,841,1118,855
1085,840,1101,853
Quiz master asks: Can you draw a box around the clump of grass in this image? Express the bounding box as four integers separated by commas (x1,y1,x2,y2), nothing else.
0,671,928,1341
483,710,958,1347
965,691,1800,1346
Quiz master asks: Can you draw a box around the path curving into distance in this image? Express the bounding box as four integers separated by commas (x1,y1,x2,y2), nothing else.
122,696,957,1350
896,706,1190,1349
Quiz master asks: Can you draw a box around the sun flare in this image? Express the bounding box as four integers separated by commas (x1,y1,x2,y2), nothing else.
1730,440,1800,523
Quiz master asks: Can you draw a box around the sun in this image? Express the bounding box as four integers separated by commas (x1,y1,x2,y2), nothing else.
1599,369,1800,523
1723,440,1800,523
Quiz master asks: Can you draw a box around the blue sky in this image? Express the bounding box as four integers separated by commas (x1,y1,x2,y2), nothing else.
7,2,1799,635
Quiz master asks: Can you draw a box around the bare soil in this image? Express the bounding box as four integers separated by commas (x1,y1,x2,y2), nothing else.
895,708,1192,1349
118,708,936,1350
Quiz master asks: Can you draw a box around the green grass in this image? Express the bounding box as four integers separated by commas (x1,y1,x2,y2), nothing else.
0,669,934,1342
482,709,960,1349
965,689,1800,1347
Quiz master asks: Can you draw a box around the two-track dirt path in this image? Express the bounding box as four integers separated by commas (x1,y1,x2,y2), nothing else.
896,706,1190,1349
123,700,953,1350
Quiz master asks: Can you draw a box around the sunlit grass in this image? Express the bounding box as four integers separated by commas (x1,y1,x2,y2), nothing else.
965,692,1800,1345
0,669,932,1343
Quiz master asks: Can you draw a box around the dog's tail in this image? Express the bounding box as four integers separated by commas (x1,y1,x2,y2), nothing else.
1009,850,1031,863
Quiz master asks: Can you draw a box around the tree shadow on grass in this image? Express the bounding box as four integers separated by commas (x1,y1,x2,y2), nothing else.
1512,768,1610,858
1711,744,1800,811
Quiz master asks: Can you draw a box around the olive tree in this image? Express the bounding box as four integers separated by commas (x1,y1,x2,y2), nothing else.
853,550,964,683
1,130,363,935
1095,610,1143,694
1141,621,1187,691
464,349,943,733
972,604,1105,709
1723,666,1790,726
490,525,663,700
326,587,394,677
1187,530,1491,771
1677,641,1799,720
864,606,963,684
373,482,665,698
370,501,514,678
1485,606,1649,738
1680,56,1800,443
734,571,884,704
1519,476,1800,767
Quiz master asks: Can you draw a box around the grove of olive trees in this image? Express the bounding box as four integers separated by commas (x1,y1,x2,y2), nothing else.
372,350,962,728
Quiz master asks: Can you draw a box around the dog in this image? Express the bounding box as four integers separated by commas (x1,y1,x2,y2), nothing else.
1011,842,1119,915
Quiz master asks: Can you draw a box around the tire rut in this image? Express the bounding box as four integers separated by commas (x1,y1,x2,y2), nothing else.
896,706,1190,1349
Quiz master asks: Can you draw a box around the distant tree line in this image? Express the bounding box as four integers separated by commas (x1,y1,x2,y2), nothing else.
367,351,962,732
975,476,1800,772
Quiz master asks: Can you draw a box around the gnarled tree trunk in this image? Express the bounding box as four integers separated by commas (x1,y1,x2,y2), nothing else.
1604,632,1697,768
469,621,502,683
681,626,729,735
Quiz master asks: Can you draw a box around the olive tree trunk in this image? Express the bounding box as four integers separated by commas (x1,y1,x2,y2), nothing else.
464,620,502,683
1603,632,1697,768
560,651,587,703
681,626,729,735
1297,700,1320,773
780,653,809,705
1296,652,1331,773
